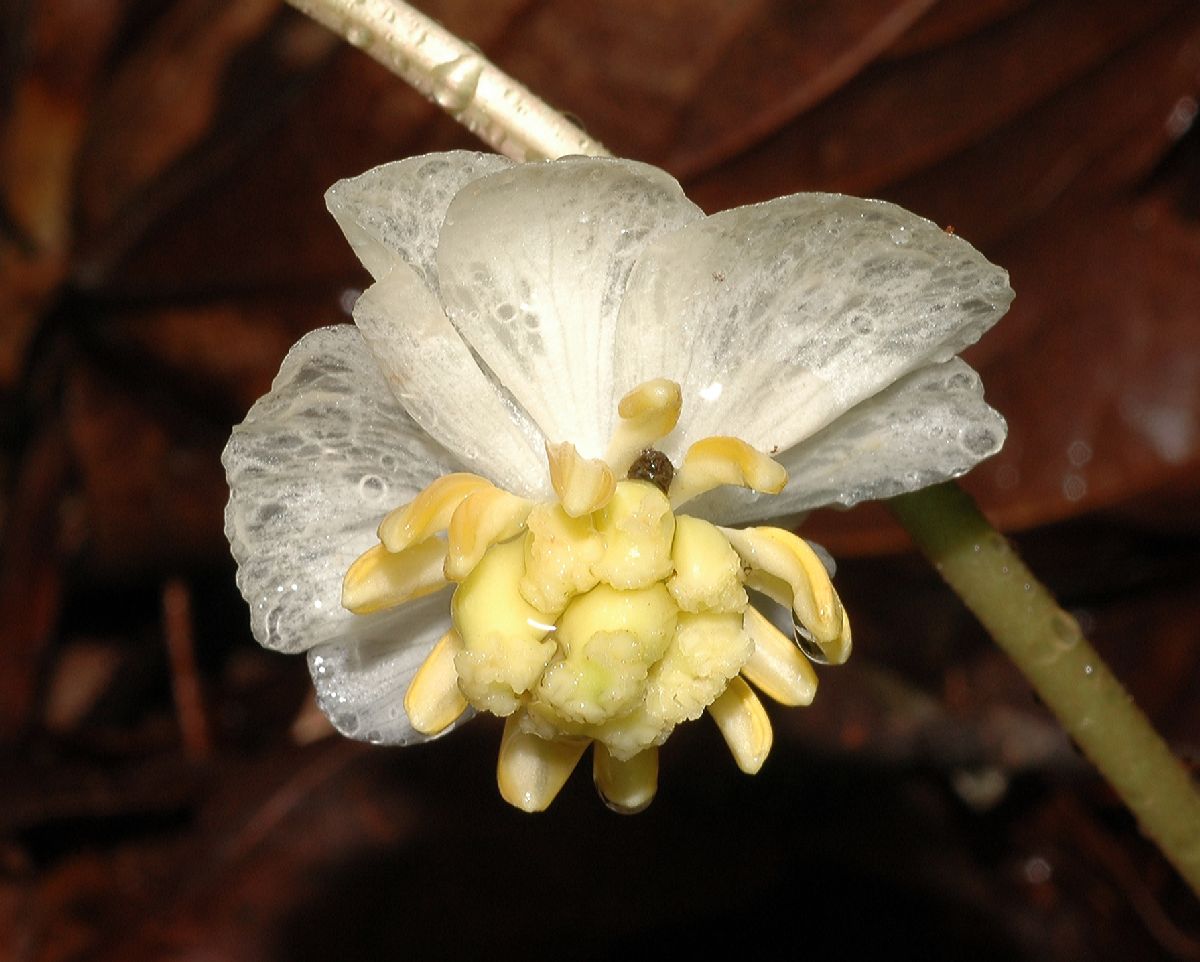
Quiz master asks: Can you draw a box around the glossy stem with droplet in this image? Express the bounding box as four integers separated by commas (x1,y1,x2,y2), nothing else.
890,482,1200,898
282,0,610,162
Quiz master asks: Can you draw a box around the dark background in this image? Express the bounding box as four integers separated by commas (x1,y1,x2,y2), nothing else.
2,1,1199,959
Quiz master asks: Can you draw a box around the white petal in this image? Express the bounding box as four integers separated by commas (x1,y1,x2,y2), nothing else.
308,588,469,745
615,193,1013,460
685,359,1006,525
325,151,514,286
436,157,704,458
223,325,457,653
354,266,550,496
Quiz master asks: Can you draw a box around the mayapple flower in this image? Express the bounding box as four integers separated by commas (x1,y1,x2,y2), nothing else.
223,151,1012,813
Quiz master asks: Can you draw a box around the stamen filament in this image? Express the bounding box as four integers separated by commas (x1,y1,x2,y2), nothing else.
342,537,448,614
669,436,787,508
496,715,589,812
741,605,818,706
708,676,773,774
445,487,533,581
546,441,616,517
605,379,683,474
719,526,851,664
593,744,658,814
405,629,469,734
378,473,492,551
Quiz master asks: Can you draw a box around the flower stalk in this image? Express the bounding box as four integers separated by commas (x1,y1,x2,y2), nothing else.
285,0,1200,891
890,484,1200,897
283,0,609,161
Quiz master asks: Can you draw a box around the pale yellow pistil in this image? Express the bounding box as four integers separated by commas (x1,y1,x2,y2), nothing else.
343,379,851,812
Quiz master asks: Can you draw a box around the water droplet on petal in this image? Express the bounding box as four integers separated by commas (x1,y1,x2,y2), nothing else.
961,426,999,456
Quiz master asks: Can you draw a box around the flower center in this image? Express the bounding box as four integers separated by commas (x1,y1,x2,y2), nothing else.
340,378,852,811
452,471,751,762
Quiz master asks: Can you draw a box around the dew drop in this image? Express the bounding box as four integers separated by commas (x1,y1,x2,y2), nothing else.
960,426,999,456
257,502,284,524
594,780,652,815
1049,611,1081,654
1023,856,1053,885
358,474,387,500
432,53,484,114
793,617,831,665
264,605,283,646
1061,474,1087,502
345,24,372,47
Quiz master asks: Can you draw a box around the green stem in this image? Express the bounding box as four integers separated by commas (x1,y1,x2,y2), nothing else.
890,483,1200,897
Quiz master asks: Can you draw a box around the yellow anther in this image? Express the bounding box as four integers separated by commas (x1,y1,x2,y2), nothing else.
718,526,850,664
404,628,469,735
557,583,678,661
593,744,658,814
546,441,616,517
667,515,747,614
669,436,788,508
378,473,492,552
536,582,678,726
708,676,773,774
444,486,533,581
340,378,858,813
593,480,675,590
520,503,603,615
341,537,448,614
452,535,557,715
741,606,818,706
639,611,752,734
605,378,683,474
496,714,589,812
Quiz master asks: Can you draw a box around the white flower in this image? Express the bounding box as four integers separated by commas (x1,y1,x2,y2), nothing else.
223,152,1011,813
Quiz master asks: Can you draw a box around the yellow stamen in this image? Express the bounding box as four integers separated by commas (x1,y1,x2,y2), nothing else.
592,480,675,590
341,379,856,813
593,744,658,814
546,441,615,517
404,629,469,735
669,436,787,508
708,676,773,774
718,526,850,664
496,715,589,812
536,582,678,725
741,605,818,706
445,486,533,581
378,473,492,552
452,536,557,716
342,537,448,614
605,379,683,474
667,514,747,613
519,503,604,614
